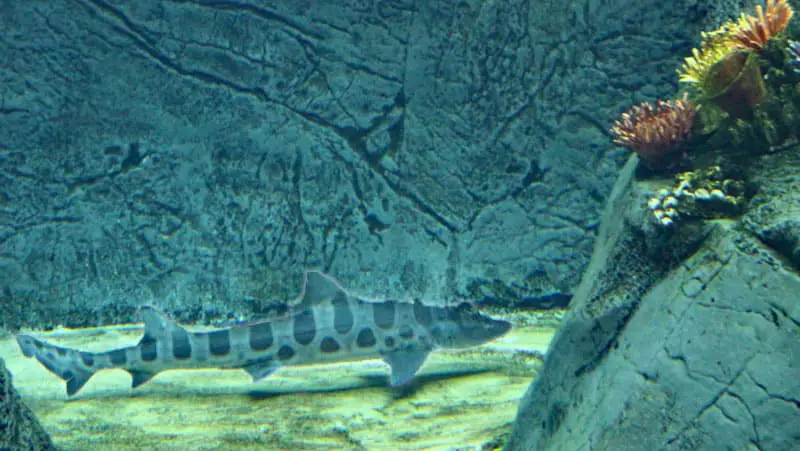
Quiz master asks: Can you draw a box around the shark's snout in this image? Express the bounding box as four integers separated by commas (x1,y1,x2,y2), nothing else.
436,312,513,349
489,318,512,338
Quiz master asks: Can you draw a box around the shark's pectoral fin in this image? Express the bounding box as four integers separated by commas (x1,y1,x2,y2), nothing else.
128,370,159,389
66,370,94,396
382,349,430,387
242,359,281,382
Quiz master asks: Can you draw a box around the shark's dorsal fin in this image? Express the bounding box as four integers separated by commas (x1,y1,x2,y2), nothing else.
139,305,176,341
299,271,347,306
382,349,430,387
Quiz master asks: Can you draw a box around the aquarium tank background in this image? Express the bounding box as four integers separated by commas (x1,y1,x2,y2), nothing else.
1,1,798,450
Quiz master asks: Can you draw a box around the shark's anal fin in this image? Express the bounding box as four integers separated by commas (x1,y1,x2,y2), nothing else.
242,358,280,382
382,349,430,387
65,369,94,397
128,370,159,389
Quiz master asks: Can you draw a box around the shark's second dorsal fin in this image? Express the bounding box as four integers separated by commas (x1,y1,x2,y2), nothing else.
299,271,347,306
139,305,175,341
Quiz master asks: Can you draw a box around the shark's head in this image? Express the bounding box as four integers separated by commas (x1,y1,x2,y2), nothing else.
427,303,511,349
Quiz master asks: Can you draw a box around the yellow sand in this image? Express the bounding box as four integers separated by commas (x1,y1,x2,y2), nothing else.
0,324,554,450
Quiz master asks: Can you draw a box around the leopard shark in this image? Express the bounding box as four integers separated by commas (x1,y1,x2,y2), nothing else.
16,271,511,396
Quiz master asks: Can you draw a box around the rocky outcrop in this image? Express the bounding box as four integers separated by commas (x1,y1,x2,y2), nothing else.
507,150,800,449
0,358,55,451
0,0,714,329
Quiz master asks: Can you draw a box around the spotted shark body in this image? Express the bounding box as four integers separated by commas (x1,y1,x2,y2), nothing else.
16,271,511,396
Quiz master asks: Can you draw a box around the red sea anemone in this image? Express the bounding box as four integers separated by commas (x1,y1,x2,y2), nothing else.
610,94,697,170
727,0,794,53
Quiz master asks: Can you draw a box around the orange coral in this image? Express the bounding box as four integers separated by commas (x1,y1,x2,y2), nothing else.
610,94,696,169
727,0,794,52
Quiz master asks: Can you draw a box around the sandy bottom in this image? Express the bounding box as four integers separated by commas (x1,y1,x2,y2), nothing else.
1,323,553,450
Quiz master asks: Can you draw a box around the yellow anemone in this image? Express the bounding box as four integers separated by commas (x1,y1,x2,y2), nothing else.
677,30,735,87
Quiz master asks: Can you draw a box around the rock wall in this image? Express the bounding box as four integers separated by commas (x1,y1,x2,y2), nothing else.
507,149,800,449
0,0,709,329
0,358,55,450
0,0,753,330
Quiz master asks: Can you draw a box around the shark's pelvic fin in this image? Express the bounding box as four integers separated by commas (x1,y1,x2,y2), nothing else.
241,358,281,382
382,349,430,387
299,271,347,306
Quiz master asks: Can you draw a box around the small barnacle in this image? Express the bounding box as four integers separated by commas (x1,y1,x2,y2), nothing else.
648,198,662,210
677,171,696,183
674,179,692,196
694,188,712,200
709,189,726,199
658,188,671,198
663,196,679,208
722,179,741,194
660,217,675,227
789,40,800,73
653,168,747,225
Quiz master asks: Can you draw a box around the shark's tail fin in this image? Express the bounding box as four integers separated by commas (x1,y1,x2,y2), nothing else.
16,334,38,357
16,334,96,396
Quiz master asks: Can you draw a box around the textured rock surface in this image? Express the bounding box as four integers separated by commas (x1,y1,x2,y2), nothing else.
507,150,800,449
0,0,708,329
0,357,56,451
